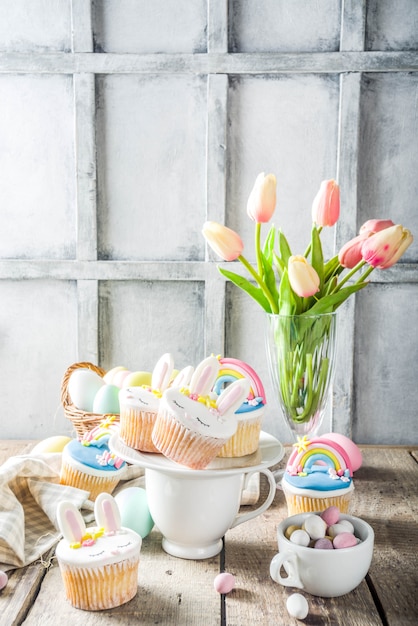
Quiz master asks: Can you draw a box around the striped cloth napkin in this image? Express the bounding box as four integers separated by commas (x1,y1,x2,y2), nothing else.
0,452,143,571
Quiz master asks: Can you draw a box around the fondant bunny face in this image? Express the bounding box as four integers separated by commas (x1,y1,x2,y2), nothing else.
162,378,250,438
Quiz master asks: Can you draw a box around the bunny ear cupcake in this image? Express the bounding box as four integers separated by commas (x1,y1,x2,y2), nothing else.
152,356,250,469
55,494,142,611
119,353,182,452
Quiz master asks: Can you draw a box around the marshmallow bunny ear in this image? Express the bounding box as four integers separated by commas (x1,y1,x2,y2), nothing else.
189,356,220,396
57,501,86,544
94,493,121,533
171,365,194,388
216,378,250,416
151,353,174,391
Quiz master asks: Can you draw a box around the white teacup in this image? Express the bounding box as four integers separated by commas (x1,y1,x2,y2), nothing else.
145,467,276,559
270,513,374,597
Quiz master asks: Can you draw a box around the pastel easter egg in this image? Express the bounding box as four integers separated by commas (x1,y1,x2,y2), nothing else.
122,371,152,388
286,593,309,620
333,532,358,549
285,524,300,540
31,436,72,454
93,384,120,414
114,487,154,538
112,369,132,388
302,514,327,540
214,573,235,594
68,369,105,411
0,570,8,591
328,523,350,538
320,505,340,527
290,529,310,547
320,433,362,471
314,538,334,550
338,519,355,534
103,366,128,385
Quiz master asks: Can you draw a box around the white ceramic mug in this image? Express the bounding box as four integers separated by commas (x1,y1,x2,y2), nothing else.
145,467,277,559
270,513,374,597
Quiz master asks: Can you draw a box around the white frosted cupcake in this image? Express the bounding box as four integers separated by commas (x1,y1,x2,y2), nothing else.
281,434,361,515
152,356,250,469
56,494,142,611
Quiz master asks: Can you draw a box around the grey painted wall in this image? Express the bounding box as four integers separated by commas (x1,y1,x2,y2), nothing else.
0,0,417,444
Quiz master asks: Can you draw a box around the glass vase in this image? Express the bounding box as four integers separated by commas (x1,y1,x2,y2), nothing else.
265,312,337,438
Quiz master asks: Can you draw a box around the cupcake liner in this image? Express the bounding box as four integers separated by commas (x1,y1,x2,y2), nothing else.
152,411,227,470
282,480,354,516
60,463,120,501
58,555,139,610
119,407,159,453
217,414,263,458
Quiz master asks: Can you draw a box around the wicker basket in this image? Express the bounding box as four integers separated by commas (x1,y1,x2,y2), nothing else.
61,362,120,438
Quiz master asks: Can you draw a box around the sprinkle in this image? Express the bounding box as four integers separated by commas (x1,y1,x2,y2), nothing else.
293,435,311,453
70,542,81,550
82,538,95,547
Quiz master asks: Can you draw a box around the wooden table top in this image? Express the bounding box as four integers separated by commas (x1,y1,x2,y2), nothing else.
0,440,417,626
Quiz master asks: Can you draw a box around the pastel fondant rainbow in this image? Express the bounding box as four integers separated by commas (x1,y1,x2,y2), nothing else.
213,358,266,413
284,436,356,491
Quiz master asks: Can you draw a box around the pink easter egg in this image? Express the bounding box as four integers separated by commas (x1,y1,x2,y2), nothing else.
0,570,8,591
333,532,358,549
320,505,340,527
214,572,235,594
320,433,362,471
314,538,334,550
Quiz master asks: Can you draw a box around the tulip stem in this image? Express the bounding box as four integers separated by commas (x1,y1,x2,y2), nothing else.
238,254,279,314
255,222,263,277
332,259,368,292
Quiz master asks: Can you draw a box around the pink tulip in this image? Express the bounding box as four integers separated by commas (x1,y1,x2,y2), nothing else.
202,221,244,261
246,172,277,223
359,219,395,236
338,234,370,269
288,255,320,297
361,224,413,269
311,179,340,227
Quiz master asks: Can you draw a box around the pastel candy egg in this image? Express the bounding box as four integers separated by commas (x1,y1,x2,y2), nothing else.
290,529,310,547
338,519,355,534
285,524,300,540
214,572,235,594
286,593,309,620
0,570,8,590
328,523,350,538
93,384,120,414
114,487,154,538
103,366,128,385
320,505,340,527
314,538,334,550
333,532,358,549
302,514,327,540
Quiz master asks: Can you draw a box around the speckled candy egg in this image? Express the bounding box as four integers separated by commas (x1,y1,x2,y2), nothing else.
0,570,8,591
214,572,235,594
286,593,309,619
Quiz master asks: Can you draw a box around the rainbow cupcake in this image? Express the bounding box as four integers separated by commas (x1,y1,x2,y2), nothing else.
281,433,362,515
60,418,126,501
213,358,266,458
56,493,141,610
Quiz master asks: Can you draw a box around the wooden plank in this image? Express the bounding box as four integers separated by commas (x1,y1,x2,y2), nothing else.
0,51,418,75
207,0,228,53
23,529,221,625
340,0,367,52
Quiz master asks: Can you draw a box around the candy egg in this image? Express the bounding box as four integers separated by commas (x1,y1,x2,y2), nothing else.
338,519,355,534
328,523,350,538
112,369,132,388
333,532,358,549
103,366,128,385
290,529,310,547
214,572,235,594
0,570,8,591
114,487,154,538
68,369,105,411
286,593,309,620
31,436,72,454
285,524,300,540
320,505,340,527
302,514,327,540
93,384,120,414
314,538,334,550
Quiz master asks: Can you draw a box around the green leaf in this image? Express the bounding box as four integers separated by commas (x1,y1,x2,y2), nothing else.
273,251,285,278
301,282,368,315
278,230,293,265
324,255,344,283
218,267,271,312
260,250,279,306
310,226,324,288
262,225,276,265
278,269,297,315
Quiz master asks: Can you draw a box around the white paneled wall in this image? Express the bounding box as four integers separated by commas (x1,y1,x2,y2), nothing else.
0,0,417,444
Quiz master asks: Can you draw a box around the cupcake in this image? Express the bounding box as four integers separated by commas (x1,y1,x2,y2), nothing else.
56,493,142,610
118,353,190,453
281,434,361,515
214,357,266,457
152,356,250,469
60,418,127,501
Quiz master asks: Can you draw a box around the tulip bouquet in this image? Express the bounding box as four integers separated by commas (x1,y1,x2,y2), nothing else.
202,174,413,435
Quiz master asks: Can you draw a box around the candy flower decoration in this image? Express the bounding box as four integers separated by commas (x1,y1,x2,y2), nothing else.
202,174,413,435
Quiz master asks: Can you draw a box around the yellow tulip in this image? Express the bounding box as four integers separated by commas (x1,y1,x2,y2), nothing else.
288,255,320,297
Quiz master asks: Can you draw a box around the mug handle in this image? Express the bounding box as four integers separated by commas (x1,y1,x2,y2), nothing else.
230,468,276,529
269,551,304,589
